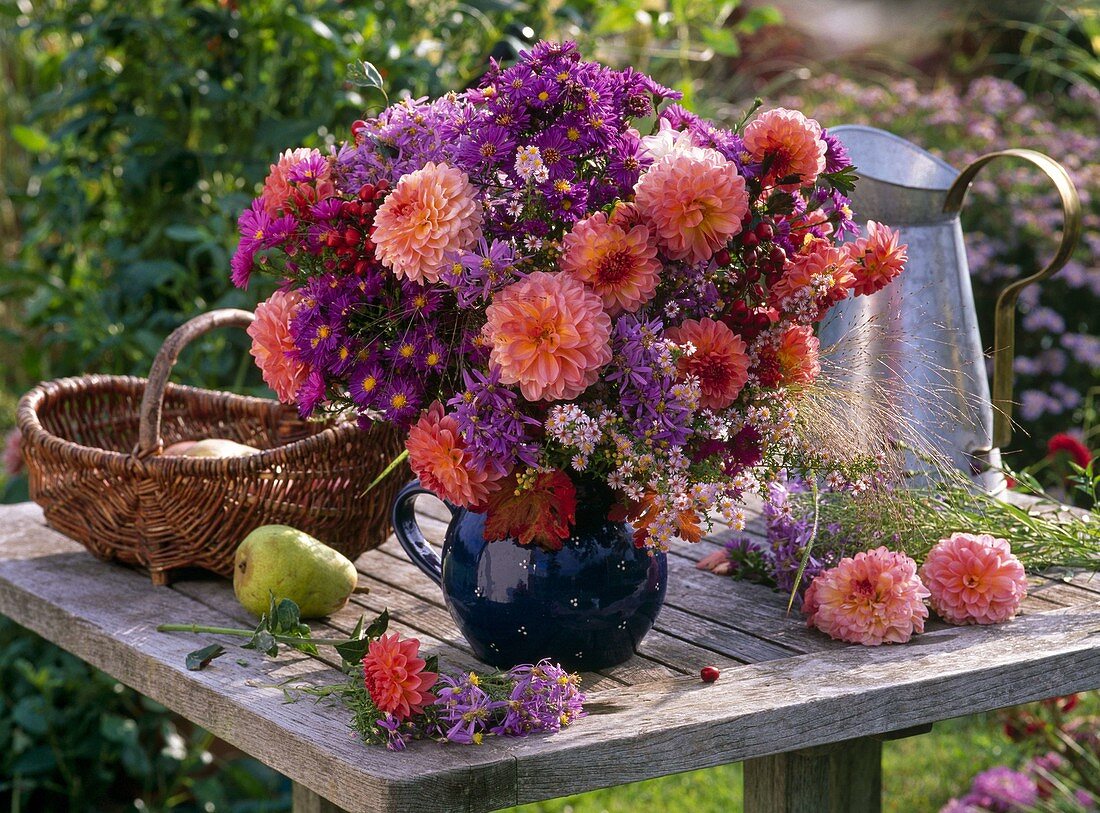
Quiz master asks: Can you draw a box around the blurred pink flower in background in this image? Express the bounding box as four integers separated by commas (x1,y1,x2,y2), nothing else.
3,429,23,477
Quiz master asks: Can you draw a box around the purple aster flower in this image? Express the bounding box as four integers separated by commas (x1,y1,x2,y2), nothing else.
447,239,519,306
237,199,273,253
433,673,504,745
288,152,329,184
230,245,254,289
348,360,385,409
454,123,515,174
296,369,326,419
822,129,852,174
966,766,1039,813
494,660,586,736
380,376,422,426
310,197,343,221
399,280,443,319
447,366,540,474
375,715,408,752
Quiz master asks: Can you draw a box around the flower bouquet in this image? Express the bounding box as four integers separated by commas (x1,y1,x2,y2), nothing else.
235,40,904,548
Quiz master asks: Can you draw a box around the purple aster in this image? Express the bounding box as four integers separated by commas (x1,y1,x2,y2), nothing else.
417,338,449,375
296,369,326,419
493,660,585,736
399,280,443,319
385,330,428,369
433,674,504,745
288,152,329,184
310,197,343,221
965,767,1039,813
453,123,514,174
379,376,422,426
822,129,852,174
230,245,254,289
447,239,519,306
291,312,344,369
375,715,408,752
237,199,273,253
447,366,540,474
348,360,385,409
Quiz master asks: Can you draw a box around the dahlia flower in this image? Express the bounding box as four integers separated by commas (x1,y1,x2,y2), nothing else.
774,325,821,386
1047,433,1092,468
665,318,750,410
362,633,438,721
260,147,334,216
406,401,503,508
803,547,930,646
633,150,749,264
560,211,661,314
247,290,309,404
373,162,483,284
920,533,1028,625
770,239,856,309
848,220,908,296
743,108,827,188
482,271,612,401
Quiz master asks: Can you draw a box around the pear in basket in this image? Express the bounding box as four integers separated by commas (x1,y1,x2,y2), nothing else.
234,525,358,619
163,438,260,457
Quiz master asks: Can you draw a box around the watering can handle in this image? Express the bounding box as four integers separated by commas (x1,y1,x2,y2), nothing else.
943,149,1082,450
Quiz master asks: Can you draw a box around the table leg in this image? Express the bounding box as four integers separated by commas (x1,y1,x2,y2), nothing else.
743,736,882,813
292,782,350,813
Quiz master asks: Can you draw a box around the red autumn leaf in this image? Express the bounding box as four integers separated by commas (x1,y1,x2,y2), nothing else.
484,470,577,552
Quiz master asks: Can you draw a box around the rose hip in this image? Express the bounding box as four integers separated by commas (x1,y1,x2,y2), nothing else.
701,666,720,683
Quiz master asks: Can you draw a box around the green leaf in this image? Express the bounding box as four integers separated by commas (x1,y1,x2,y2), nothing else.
334,635,370,668
275,599,301,633
163,224,207,242
12,697,48,736
364,608,389,640
10,124,50,152
822,165,859,196
243,630,278,657
346,60,384,92
185,643,226,671
701,27,741,57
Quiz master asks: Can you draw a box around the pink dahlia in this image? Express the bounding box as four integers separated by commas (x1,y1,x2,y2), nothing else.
743,107,827,188
920,533,1028,625
362,633,438,721
560,211,661,314
373,162,482,284
247,290,309,404
770,239,856,310
848,220,907,296
482,271,612,401
633,151,749,264
260,147,334,216
775,325,821,387
803,547,930,646
665,318,750,410
405,402,503,509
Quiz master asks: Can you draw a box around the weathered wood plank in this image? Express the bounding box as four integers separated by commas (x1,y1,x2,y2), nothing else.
744,736,882,813
293,783,351,813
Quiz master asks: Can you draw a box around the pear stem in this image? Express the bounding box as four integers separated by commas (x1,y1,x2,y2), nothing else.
156,623,355,646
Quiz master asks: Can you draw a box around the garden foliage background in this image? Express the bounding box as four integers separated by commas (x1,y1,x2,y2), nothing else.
0,0,1096,810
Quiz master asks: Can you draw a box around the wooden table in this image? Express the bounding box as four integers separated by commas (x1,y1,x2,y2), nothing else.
1,497,1098,813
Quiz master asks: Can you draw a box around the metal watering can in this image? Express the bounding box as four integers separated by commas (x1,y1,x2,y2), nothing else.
817,126,1082,491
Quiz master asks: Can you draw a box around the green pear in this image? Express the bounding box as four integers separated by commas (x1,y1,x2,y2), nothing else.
180,438,260,458
233,525,357,619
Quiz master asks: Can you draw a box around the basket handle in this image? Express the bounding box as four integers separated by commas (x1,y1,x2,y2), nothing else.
136,308,256,456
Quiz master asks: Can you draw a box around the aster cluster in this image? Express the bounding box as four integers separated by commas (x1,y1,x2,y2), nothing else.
233,40,910,553
355,630,584,751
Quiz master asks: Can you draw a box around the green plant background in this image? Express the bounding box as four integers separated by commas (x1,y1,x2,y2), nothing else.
0,0,1096,810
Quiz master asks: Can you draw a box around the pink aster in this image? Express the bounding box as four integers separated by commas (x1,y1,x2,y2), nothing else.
482,271,612,401
803,547,930,646
260,147,335,216
920,533,1028,625
373,161,482,284
560,211,661,314
405,401,504,509
247,290,309,404
633,150,749,264
665,318,750,410
743,107,827,189
848,220,908,296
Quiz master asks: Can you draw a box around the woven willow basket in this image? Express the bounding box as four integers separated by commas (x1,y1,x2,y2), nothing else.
16,308,408,584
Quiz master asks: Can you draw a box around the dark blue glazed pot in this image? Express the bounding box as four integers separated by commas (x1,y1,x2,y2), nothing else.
391,480,667,671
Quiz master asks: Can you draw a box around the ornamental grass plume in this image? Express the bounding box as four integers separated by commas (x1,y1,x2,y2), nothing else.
362,633,438,721
803,546,930,645
247,290,308,404
920,533,1028,625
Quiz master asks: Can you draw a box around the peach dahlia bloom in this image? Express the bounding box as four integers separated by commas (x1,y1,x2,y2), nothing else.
373,162,482,284
633,151,749,265
260,147,334,216
482,271,612,401
665,318,750,410
405,401,503,508
848,220,908,296
770,239,856,307
362,633,438,721
775,325,821,387
247,289,308,404
560,211,661,314
920,533,1028,625
743,107,827,188
803,547,930,646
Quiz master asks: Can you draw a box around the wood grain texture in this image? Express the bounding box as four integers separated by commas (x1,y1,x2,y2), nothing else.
744,737,881,813
293,783,351,813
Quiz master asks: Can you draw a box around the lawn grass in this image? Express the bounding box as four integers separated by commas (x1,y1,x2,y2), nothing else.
509,693,1098,812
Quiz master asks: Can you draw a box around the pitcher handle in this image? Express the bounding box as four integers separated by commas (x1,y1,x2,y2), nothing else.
943,149,1082,449
391,480,456,587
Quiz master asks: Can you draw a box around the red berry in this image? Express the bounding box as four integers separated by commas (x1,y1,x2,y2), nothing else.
701,666,720,683
357,183,375,201
350,119,367,138
742,231,759,248
344,227,362,245
755,222,774,241
713,248,731,266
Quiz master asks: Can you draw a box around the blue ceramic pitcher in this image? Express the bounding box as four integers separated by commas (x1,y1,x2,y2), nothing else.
391,479,667,670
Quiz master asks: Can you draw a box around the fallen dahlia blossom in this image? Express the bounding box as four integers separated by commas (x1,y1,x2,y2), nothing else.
666,318,750,410
247,290,309,404
803,546,930,645
373,161,482,284
260,147,334,216
560,211,661,314
482,271,612,401
743,107,827,188
362,633,438,721
633,150,748,264
405,401,504,508
848,220,908,296
920,533,1028,625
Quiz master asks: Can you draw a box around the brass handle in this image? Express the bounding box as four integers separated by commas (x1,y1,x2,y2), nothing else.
943,149,1082,450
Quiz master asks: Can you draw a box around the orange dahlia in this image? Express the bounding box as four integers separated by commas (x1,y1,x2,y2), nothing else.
482,271,612,401
560,211,661,314
633,151,749,264
743,108,827,189
848,220,907,296
373,162,483,284
770,239,856,307
774,325,821,387
405,402,503,508
665,318,750,410
247,290,308,404
362,633,438,721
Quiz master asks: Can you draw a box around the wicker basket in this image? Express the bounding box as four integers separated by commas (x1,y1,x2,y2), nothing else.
16,308,409,584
